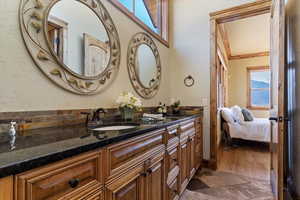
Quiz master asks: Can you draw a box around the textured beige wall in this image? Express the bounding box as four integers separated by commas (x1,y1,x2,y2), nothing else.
170,0,257,159
0,0,171,112
228,56,270,118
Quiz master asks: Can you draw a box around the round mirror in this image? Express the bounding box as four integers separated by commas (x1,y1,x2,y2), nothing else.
46,0,110,77
127,33,161,99
136,44,157,88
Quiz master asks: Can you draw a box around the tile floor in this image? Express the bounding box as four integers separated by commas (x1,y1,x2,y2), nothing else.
180,169,274,200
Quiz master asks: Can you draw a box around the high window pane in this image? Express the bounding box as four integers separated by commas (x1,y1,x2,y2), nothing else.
118,0,133,12
110,0,168,44
135,0,158,33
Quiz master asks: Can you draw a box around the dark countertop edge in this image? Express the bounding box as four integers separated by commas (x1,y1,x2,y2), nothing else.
0,115,200,178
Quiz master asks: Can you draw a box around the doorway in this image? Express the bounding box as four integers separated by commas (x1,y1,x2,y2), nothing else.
210,0,286,200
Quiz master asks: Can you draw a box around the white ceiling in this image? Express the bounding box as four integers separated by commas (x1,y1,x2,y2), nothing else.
225,13,270,55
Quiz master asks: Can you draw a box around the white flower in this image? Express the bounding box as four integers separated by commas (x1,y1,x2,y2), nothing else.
116,92,142,110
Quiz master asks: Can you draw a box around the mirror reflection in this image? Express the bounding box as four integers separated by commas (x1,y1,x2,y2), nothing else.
136,44,157,88
47,0,110,77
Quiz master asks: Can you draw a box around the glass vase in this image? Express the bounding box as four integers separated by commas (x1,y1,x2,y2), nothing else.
120,107,134,121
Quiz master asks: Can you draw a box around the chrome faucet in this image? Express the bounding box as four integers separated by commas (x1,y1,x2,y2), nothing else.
81,108,107,127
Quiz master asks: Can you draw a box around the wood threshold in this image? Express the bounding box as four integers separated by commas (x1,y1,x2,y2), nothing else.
107,0,169,47
229,51,270,60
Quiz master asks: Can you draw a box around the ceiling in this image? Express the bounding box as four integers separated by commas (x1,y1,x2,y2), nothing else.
224,13,270,55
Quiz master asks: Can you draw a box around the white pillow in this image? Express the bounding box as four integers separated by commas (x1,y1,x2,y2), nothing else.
231,105,244,124
221,108,235,124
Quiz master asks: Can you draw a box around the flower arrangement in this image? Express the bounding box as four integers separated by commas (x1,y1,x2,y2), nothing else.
171,100,181,115
116,92,142,120
157,102,167,116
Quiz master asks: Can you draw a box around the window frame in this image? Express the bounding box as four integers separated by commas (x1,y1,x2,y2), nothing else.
108,0,169,47
247,66,271,110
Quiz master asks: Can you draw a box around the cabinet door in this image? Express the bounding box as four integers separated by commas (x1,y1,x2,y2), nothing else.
188,136,196,178
195,117,203,169
179,142,189,194
105,170,145,200
147,161,164,200
115,179,140,200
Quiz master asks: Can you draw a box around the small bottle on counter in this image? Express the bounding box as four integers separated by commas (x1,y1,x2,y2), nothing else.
9,121,17,150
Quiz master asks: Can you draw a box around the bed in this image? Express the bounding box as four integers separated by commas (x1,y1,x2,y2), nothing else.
226,118,270,143
221,107,271,143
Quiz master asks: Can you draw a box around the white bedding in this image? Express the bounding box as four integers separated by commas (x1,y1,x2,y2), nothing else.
228,118,270,142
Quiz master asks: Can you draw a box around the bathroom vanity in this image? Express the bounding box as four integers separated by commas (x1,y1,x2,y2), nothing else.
0,115,202,200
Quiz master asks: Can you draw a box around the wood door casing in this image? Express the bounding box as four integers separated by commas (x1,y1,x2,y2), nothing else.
269,0,285,199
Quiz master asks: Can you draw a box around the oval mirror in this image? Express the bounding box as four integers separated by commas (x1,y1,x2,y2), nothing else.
20,0,121,95
46,0,110,77
136,44,157,88
127,33,161,99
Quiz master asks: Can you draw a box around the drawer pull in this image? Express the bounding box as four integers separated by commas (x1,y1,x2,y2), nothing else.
172,158,177,162
69,178,79,188
140,172,147,177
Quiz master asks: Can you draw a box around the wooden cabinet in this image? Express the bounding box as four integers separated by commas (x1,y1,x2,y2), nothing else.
195,117,203,169
105,164,146,200
179,139,189,194
15,150,103,200
188,134,196,178
179,119,199,194
10,117,203,200
0,176,13,200
146,159,164,200
106,129,165,200
167,176,180,200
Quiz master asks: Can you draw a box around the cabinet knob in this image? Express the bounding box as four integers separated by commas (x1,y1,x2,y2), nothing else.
69,178,79,188
172,158,177,162
147,169,153,174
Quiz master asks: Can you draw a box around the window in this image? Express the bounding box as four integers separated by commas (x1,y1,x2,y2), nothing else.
247,66,271,109
109,0,169,46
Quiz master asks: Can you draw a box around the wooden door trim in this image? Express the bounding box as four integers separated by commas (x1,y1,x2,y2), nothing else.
209,0,272,170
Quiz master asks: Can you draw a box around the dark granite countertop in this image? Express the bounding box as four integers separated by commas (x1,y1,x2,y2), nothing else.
0,114,200,178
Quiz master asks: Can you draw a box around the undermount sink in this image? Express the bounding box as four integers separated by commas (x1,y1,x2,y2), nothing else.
92,125,137,131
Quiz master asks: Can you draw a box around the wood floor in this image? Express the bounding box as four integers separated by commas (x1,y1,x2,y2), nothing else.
218,141,270,180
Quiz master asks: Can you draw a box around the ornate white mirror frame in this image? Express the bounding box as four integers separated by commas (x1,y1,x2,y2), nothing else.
19,0,121,95
127,32,162,99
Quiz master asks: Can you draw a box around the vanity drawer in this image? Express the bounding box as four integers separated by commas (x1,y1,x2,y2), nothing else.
166,124,179,145
15,151,103,200
180,120,195,132
105,129,165,179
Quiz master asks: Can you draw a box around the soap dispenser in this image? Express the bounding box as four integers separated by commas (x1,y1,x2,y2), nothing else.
9,121,17,150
